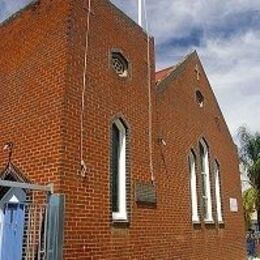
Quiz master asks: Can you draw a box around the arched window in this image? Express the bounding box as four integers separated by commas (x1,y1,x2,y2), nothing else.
195,90,204,108
111,119,127,221
199,139,213,222
188,150,199,222
214,160,223,222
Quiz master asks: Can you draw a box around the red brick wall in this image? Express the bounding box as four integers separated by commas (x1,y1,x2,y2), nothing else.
0,0,70,187
155,53,246,259
0,0,246,259
62,0,158,258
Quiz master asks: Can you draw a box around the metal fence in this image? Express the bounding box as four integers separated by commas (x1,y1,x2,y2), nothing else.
22,201,48,259
0,180,64,260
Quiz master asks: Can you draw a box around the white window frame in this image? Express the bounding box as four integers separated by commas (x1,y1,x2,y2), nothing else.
189,151,200,222
200,140,213,222
112,119,127,221
214,160,223,222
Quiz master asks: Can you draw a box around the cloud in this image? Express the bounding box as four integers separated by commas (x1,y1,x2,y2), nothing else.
0,0,33,23
198,31,260,134
147,0,260,43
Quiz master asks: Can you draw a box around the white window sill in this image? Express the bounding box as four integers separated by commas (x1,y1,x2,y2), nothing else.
192,216,200,223
112,218,128,222
112,213,128,222
204,220,215,225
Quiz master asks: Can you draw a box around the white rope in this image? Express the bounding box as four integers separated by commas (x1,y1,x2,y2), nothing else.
144,0,154,183
80,0,91,177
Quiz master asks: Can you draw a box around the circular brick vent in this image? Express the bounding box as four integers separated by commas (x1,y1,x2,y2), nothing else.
111,52,128,78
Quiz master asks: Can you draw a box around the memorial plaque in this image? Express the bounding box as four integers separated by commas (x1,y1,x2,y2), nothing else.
136,182,156,204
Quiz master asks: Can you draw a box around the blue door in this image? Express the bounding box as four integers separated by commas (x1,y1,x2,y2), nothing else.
1,203,25,260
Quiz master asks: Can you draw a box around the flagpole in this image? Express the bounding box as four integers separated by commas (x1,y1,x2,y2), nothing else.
138,0,142,26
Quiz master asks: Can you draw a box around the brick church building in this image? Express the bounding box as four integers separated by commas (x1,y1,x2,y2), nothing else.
0,0,246,259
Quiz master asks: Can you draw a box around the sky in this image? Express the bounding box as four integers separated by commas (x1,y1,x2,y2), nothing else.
0,0,259,138
0,0,32,23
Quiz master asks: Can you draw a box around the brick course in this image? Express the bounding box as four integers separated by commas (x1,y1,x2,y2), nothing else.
0,0,246,259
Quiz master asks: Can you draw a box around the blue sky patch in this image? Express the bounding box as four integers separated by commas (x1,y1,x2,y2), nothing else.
208,10,260,39
0,0,33,23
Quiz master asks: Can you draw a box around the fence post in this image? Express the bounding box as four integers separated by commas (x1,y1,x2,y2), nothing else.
46,194,65,260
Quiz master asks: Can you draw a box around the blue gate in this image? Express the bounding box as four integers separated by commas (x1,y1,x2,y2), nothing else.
0,180,64,260
1,203,25,260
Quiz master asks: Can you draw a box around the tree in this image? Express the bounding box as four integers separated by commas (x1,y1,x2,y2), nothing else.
243,187,257,229
238,127,260,228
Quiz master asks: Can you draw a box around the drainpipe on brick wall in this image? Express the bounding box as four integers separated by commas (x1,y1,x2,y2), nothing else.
80,0,92,177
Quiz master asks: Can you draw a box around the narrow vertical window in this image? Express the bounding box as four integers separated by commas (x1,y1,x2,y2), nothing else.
111,119,127,221
199,140,213,222
188,151,199,222
214,160,223,222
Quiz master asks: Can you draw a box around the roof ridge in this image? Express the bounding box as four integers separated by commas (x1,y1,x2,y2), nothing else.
156,50,197,86
156,65,176,73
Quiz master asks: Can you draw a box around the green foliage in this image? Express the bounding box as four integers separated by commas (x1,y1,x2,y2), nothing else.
238,127,260,228
238,127,260,189
243,188,257,229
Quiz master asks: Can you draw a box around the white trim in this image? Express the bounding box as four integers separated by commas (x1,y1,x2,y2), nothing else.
214,161,223,222
112,119,127,221
189,152,199,222
200,140,213,222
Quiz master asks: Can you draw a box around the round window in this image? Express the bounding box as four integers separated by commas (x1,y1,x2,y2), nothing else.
111,52,128,78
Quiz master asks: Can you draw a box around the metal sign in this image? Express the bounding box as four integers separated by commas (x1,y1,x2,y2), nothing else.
230,198,238,212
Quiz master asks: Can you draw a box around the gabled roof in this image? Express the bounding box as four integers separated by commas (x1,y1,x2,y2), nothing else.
156,51,197,89
0,163,28,182
0,163,29,199
155,66,176,85
155,50,237,148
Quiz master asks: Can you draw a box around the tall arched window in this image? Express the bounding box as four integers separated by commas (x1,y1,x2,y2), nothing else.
199,139,213,222
188,150,199,222
111,119,127,221
214,160,223,222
